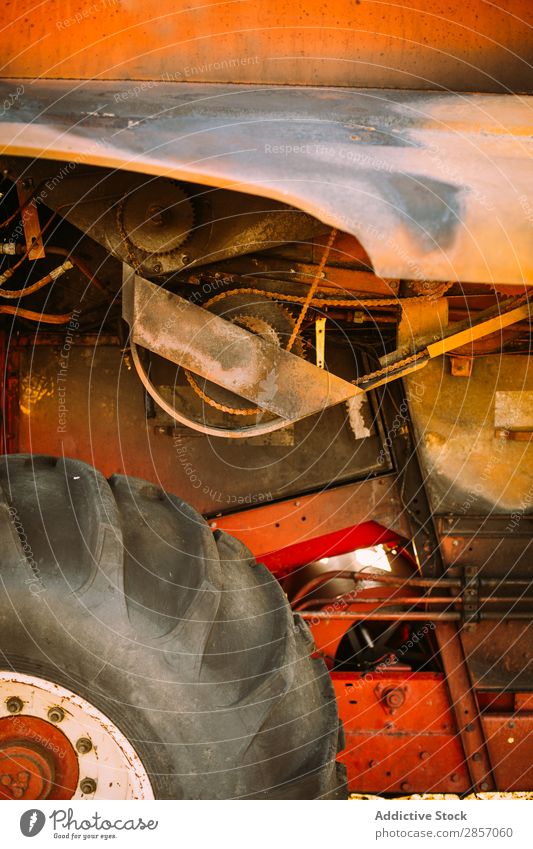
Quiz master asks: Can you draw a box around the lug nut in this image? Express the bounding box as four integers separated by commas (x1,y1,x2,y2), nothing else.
47,706,65,723
6,696,23,714
76,737,93,755
383,687,405,710
80,777,97,795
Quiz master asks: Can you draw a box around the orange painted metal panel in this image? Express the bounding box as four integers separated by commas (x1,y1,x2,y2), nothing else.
333,672,470,793
2,1,532,92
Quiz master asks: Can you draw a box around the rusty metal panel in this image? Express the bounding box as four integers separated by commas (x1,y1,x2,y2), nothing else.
1,83,533,285
435,623,495,792
482,715,533,791
333,672,470,794
1,1,532,93
11,335,390,515
460,622,533,691
405,354,533,513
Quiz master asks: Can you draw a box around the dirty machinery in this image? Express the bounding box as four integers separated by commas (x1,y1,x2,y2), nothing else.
0,0,531,801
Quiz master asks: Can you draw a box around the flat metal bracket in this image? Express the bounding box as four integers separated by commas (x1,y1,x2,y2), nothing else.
16,178,45,260
123,270,360,422
462,565,480,628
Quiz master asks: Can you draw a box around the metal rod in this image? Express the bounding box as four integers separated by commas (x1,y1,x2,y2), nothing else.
294,596,460,610
301,611,460,621
301,610,533,621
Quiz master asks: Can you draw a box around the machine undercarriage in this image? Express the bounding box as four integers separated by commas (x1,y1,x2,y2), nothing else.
0,147,531,796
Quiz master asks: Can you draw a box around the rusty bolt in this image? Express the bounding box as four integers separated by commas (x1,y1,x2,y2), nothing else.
47,706,65,723
472,752,482,762
465,722,475,733
152,263,162,274
450,773,460,783
419,751,429,760
479,781,489,791
76,738,93,755
383,687,405,710
368,760,377,768
400,782,412,792
181,254,190,265
153,425,173,436
6,696,23,714
80,777,97,794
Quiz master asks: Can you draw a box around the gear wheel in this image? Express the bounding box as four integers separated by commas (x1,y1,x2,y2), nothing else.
119,179,195,255
185,292,306,417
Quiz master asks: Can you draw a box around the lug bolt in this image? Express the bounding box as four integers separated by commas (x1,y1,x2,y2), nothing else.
472,752,482,762
6,696,23,714
479,781,489,791
400,782,412,792
451,773,460,783
47,706,65,723
80,777,97,795
419,751,429,760
76,737,93,755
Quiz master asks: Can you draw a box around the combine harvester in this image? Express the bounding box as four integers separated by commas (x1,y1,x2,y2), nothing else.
0,0,531,799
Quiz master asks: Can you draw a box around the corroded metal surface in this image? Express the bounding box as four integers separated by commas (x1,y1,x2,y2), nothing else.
123,273,360,420
1,82,532,284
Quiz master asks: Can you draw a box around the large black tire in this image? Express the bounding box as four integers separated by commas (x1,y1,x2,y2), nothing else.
0,455,346,799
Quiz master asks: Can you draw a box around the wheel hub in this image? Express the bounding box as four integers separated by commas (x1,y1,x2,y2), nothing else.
0,715,78,799
0,673,154,800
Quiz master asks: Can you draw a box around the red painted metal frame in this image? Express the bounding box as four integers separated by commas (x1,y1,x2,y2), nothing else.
259,523,400,575
211,474,410,577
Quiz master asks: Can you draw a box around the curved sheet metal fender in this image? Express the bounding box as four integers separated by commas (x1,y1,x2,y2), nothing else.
0,80,532,285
